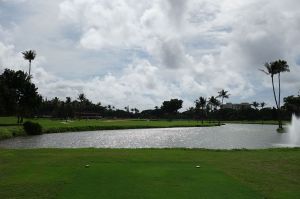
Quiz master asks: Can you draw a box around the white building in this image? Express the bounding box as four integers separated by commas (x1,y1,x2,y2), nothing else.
221,102,251,110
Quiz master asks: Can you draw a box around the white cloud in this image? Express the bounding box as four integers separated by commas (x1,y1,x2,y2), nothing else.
31,59,182,110
0,42,23,71
0,0,300,110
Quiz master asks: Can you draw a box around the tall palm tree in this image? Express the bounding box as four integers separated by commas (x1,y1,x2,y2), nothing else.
261,62,278,109
261,60,290,129
275,60,290,128
22,50,36,76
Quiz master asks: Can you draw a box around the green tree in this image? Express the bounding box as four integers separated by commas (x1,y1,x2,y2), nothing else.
284,95,300,115
208,96,220,111
22,50,36,76
161,99,183,118
208,96,220,123
78,93,86,119
261,60,290,129
260,102,267,124
195,97,207,124
65,97,73,120
0,69,41,123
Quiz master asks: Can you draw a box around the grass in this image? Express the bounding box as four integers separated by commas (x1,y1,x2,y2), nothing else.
0,148,299,198
0,117,219,140
0,126,25,140
224,120,289,125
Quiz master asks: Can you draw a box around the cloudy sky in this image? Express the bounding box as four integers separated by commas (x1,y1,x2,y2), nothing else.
0,0,300,110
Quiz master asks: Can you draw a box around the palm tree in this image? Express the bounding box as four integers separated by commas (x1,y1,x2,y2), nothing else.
125,106,129,112
208,96,220,111
260,102,266,125
78,93,86,119
64,97,72,121
133,108,139,114
252,101,259,109
217,89,230,124
195,97,207,124
260,60,290,129
260,102,266,109
208,96,220,124
78,93,86,103
275,60,290,129
217,89,230,107
22,50,36,76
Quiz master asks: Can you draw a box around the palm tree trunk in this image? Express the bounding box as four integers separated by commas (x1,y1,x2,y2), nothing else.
271,75,281,129
219,98,224,125
29,60,31,76
278,73,283,129
201,107,204,124
218,101,222,125
210,104,213,123
271,75,279,109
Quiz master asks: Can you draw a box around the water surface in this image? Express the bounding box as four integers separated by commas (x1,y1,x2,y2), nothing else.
0,124,298,149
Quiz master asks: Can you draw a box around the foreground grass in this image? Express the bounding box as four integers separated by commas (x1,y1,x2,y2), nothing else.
0,117,218,140
0,148,299,199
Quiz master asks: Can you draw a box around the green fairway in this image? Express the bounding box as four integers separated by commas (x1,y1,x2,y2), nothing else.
0,148,299,199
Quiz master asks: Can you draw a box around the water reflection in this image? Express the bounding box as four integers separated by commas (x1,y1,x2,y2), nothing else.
0,124,299,149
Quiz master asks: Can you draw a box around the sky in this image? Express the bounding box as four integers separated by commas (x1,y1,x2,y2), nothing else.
0,0,300,111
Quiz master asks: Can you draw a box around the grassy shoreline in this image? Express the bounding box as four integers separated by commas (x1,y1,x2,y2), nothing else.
0,116,289,140
0,148,299,199
0,117,220,140
224,120,289,125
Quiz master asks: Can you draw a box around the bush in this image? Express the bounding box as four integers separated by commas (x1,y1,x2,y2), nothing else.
0,127,25,140
23,121,42,135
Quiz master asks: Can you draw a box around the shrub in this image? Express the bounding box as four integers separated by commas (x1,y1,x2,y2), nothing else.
23,121,42,135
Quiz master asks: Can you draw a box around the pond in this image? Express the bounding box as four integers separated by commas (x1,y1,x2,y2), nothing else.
0,124,298,149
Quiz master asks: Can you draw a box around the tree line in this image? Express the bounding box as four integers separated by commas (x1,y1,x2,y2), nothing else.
0,68,299,123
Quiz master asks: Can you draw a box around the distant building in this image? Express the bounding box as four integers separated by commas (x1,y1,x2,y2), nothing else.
221,102,251,110
74,112,102,119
